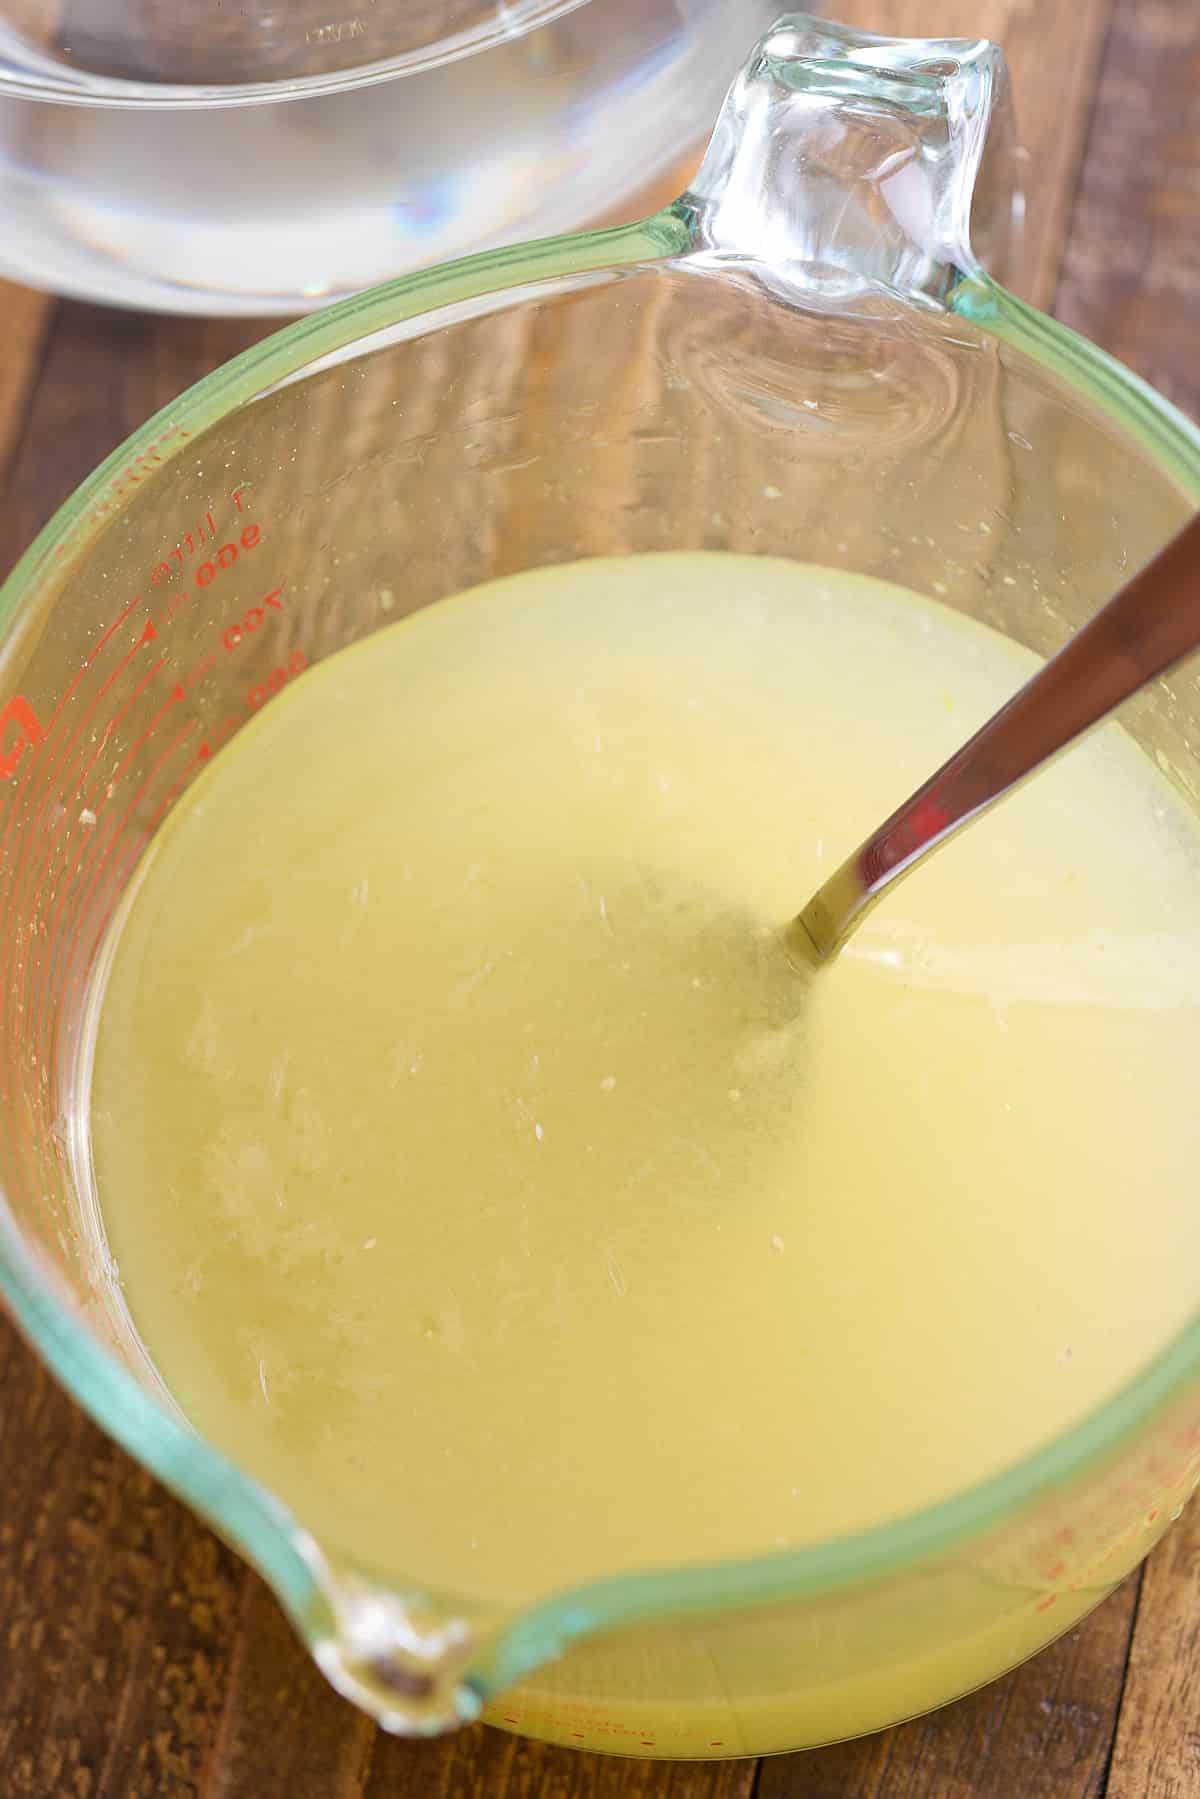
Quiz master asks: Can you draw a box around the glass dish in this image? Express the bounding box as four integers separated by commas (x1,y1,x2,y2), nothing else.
0,0,776,312
0,13,1198,1760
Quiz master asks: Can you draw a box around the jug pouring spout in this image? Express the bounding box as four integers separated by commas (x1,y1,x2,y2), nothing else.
300,1550,501,1734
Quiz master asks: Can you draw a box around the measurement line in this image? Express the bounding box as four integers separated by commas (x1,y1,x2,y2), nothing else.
94,656,168,759
16,591,147,795
2,615,162,1045
0,595,148,1022
58,718,198,1036
5,658,164,1057
34,823,113,1079
146,738,210,829
58,719,206,1080
85,717,200,970
58,719,206,1072
107,679,185,792
45,591,146,722
19,653,168,946
44,701,195,1050
32,672,189,1079
93,616,157,705
37,709,193,1068
0,592,146,866
2,675,124,1036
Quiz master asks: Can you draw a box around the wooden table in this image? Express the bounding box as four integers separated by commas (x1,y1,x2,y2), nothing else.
1,2,1198,1793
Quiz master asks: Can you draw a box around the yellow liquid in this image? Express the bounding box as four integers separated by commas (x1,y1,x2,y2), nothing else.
90,553,1200,1613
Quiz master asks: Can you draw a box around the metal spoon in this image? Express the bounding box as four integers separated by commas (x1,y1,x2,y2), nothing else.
790,512,1200,964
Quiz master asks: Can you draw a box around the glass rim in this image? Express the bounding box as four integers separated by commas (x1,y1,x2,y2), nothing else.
0,0,589,111
2,219,1199,1699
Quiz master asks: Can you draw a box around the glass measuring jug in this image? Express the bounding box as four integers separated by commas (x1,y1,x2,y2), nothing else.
2,12,1200,1760
0,0,778,313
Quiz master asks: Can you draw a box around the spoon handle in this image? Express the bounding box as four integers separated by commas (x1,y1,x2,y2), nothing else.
795,512,1200,961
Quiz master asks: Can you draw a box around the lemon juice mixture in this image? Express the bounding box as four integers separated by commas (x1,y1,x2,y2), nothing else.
90,553,1200,1606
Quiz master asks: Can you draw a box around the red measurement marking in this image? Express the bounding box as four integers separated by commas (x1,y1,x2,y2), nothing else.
58,719,199,1038
0,590,143,803
149,525,269,644
709,1742,725,1748
97,656,168,751
156,589,191,631
72,425,190,532
145,736,209,826
20,652,168,993
95,616,157,702
194,524,263,596
0,597,147,864
204,715,243,755
248,648,306,710
54,718,202,1085
181,650,220,691
29,660,182,1043
63,655,165,816
1034,1593,1058,1613
150,511,218,585
222,585,284,654
0,695,43,780
0,593,148,1025
107,680,186,792
5,615,158,935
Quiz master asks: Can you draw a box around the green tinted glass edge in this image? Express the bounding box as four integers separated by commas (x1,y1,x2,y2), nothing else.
1,234,1198,1715
954,272,1200,498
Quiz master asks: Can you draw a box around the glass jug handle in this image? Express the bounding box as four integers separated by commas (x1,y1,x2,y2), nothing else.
680,12,1021,303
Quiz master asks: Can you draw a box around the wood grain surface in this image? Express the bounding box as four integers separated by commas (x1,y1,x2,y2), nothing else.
1055,0,1200,422
1,0,1198,1794
0,283,52,484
